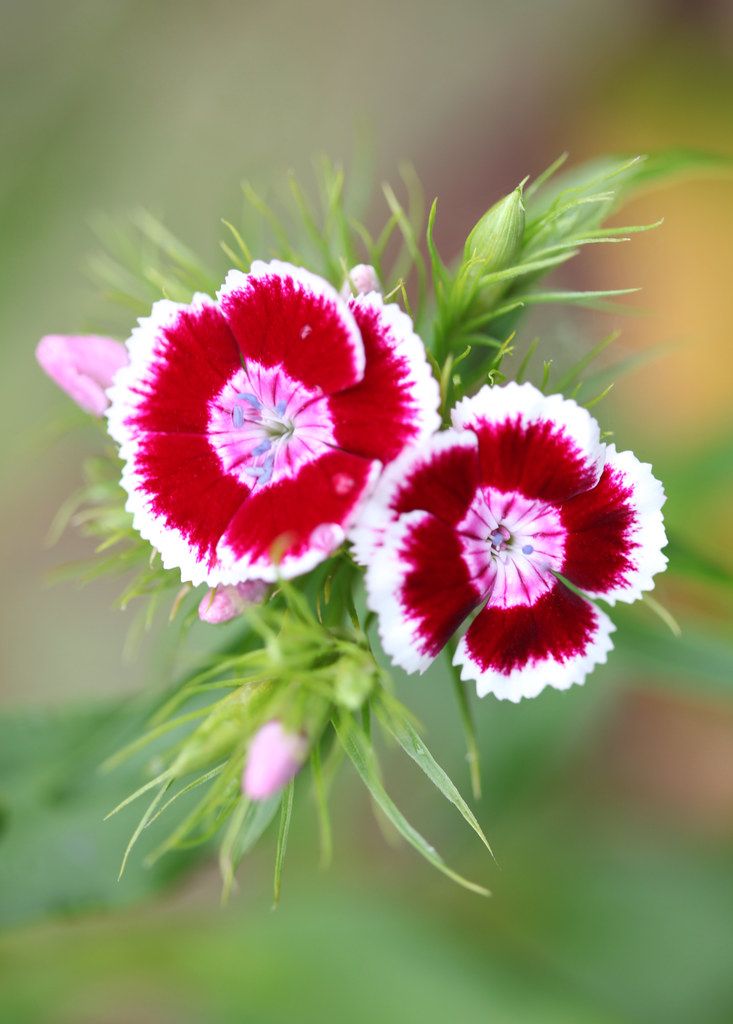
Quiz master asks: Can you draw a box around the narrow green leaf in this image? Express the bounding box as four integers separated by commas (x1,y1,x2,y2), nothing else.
242,182,299,262
579,342,673,395
118,780,172,879
220,795,281,902
335,717,490,897
521,287,640,307
523,151,569,199
382,183,427,315
426,198,449,290
554,330,620,392
583,383,614,409
477,251,575,288
145,764,227,830
376,700,493,859
514,337,540,383
310,742,332,867
273,780,295,907
641,594,682,638
103,767,173,820
221,219,253,266
101,706,211,772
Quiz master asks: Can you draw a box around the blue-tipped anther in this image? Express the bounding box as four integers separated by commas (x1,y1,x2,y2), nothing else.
258,453,275,485
522,544,534,555
251,439,272,456
275,399,287,416
232,405,244,429
237,392,262,408
490,530,506,548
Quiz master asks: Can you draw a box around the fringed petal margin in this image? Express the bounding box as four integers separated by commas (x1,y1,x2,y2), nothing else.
452,382,606,503
560,444,668,604
454,581,615,702
329,294,440,463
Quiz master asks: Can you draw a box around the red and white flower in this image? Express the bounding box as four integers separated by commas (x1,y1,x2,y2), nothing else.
354,382,668,702
106,261,439,585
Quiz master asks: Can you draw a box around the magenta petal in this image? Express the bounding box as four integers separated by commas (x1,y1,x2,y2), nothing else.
36,334,128,416
243,721,308,800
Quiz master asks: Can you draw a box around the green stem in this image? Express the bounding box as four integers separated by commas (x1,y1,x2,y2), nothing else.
447,644,482,800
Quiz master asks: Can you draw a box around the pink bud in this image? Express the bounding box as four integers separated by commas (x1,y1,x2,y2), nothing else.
242,721,308,800
36,334,129,416
198,580,268,624
340,264,381,298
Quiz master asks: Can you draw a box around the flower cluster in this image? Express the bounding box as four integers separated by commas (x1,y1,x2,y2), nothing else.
36,157,672,894
40,264,666,702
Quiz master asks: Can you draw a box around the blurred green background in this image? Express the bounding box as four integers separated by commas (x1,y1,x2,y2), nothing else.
2,1,733,1022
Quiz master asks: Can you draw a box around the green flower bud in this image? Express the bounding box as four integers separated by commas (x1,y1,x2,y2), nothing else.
463,185,525,274
333,655,375,711
171,682,272,777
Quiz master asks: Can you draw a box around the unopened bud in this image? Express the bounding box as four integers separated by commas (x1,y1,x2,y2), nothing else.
340,264,381,299
198,581,268,624
242,720,308,800
333,656,375,710
36,334,129,416
463,186,525,275
170,682,274,777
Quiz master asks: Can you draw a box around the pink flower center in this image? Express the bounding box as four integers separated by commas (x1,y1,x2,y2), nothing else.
459,488,567,608
208,364,336,487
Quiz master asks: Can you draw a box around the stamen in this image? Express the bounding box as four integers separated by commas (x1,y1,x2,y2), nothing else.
251,439,272,456
489,530,506,548
259,454,275,485
522,544,534,555
232,405,244,429
237,392,261,409
275,399,287,416
245,451,275,486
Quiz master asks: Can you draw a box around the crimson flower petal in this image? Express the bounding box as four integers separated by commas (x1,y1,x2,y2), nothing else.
108,262,441,585
329,294,440,462
452,382,605,503
454,582,615,701
218,450,380,582
366,510,485,674
561,444,667,604
218,261,364,394
351,429,479,565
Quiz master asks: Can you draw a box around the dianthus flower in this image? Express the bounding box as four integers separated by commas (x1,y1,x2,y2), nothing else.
107,261,440,584
354,382,667,701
